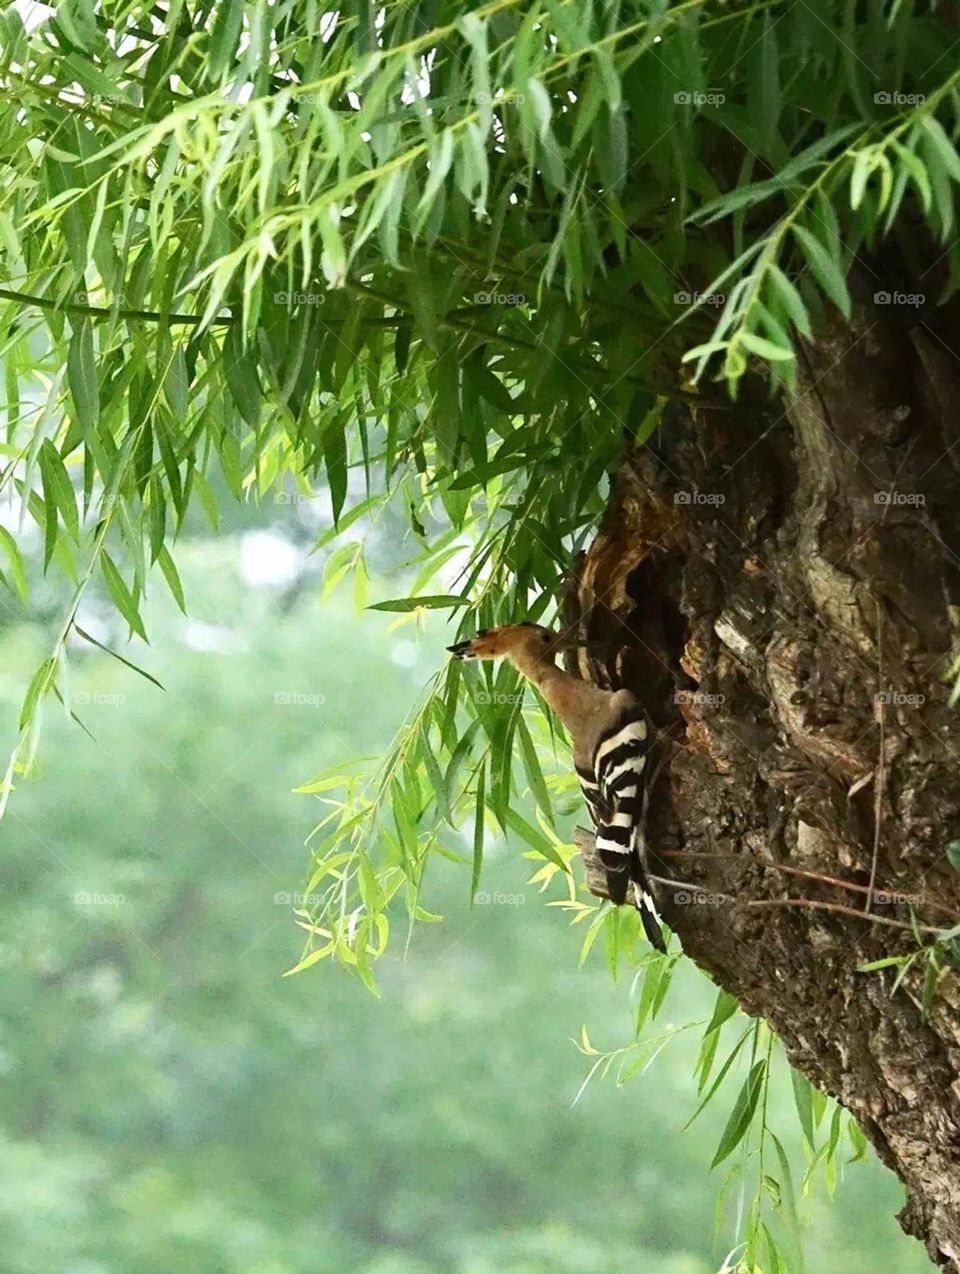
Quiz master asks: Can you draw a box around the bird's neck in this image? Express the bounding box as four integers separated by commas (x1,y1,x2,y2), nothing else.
508,650,591,731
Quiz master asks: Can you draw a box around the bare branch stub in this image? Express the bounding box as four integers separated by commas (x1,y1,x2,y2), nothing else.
573,826,611,901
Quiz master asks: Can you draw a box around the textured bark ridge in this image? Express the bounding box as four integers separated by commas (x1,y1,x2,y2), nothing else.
569,296,960,1268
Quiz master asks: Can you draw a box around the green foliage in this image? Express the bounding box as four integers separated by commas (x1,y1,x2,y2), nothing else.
568,931,890,1272
2,2,960,799
858,915,960,1018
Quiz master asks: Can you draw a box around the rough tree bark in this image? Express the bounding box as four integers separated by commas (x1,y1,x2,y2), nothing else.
567,276,960,1268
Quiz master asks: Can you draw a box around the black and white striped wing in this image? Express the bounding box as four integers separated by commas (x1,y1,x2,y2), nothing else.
593,714,648,899
592,712,666,951
575,764,604,828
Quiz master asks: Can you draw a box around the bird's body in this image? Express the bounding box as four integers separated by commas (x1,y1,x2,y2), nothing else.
447,623,666,951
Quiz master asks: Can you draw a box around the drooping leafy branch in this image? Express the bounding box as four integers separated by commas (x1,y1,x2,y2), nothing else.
0,0,957,822
4,6,960,1266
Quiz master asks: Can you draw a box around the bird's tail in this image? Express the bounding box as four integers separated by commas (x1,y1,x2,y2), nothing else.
631,872,666,952
631,741,667,951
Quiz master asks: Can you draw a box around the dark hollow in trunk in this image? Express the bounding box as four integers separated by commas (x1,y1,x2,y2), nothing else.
567,283,960,1269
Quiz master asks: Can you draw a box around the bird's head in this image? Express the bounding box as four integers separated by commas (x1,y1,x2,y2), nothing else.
446,622,563,662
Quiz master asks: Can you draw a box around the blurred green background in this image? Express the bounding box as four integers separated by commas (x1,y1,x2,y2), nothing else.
0,502,929,1274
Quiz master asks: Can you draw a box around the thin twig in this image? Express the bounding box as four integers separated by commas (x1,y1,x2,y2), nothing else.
658,849,960,920
0,285,425,330
745,897,944,935
647,872,731,898
646,873,947,936
0,286,235,327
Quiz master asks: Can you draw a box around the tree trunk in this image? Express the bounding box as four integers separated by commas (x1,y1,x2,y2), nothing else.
569,283,960,1268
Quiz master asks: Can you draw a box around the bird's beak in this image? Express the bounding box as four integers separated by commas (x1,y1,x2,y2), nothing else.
446,640,474,659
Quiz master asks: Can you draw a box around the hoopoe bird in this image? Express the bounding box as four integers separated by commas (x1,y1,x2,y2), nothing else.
447,622,667,952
